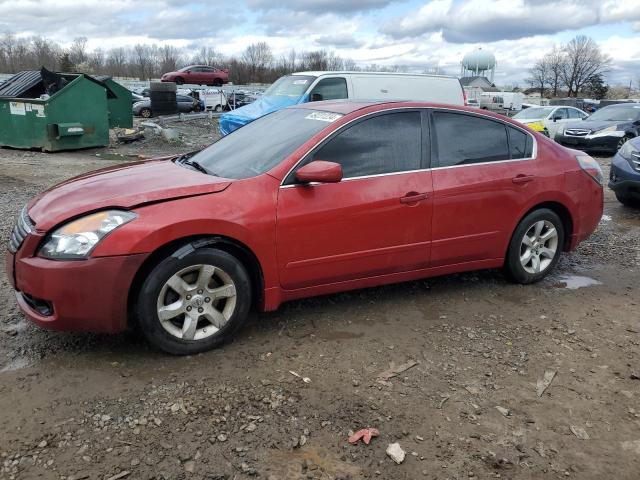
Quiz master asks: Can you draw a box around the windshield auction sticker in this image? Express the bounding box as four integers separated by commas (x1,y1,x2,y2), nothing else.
305,111,343,122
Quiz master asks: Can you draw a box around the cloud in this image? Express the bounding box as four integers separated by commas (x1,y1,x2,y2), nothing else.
314,33,365,48
246,0,395,13
381,0,640,43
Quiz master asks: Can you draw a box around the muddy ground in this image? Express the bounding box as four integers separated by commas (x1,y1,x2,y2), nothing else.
1,122,639,480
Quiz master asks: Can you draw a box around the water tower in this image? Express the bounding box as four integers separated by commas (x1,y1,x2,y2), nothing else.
460,48,496,81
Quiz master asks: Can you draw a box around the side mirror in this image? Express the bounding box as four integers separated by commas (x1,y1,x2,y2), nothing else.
311,93,323,102
295,160,342,184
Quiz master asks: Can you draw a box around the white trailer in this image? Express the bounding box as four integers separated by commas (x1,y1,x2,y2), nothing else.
499,92,524,111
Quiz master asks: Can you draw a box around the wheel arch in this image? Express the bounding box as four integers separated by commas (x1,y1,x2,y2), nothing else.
127,234,265,325
508,201,574,255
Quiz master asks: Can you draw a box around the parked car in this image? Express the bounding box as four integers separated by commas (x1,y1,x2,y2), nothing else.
129,90,145,104
556,103,640,153
219,71,465,135
513,106,588,138
609,136,640,206
6,101,603,355
132,94,199,118
161,65,229,86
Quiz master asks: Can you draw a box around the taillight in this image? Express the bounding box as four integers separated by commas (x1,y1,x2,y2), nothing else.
576,154,603,186
463,89,468,106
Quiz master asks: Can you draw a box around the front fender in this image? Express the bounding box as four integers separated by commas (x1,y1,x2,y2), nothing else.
91,176,280,288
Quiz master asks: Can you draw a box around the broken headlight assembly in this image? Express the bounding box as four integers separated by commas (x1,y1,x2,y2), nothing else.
39,210,136,259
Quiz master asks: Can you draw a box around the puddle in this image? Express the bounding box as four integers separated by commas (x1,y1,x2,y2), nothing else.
0,356,31,373
553,275,602,290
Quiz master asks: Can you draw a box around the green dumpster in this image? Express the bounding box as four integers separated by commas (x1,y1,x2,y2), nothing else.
96,76,133,129
0,69,131,152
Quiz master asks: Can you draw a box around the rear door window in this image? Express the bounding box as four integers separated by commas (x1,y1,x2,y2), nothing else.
309,77,348,101
433,112,509,167
308,111,422,178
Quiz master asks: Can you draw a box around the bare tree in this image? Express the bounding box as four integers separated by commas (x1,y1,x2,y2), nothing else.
159,45,181,73
242,42,273,82
545,46,565,97
527,56,551,97
106,47,127,77
69,36,88,66
561,35,610,97
133,44,154,80
192,46,219,67
86,48,104,74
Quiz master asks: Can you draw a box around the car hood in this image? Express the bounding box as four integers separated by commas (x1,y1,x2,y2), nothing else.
27,159,231,231
564,120,619,131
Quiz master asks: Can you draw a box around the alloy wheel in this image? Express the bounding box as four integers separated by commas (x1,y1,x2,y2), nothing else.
617,136,630,150
156,264,237,341
519,220,559,274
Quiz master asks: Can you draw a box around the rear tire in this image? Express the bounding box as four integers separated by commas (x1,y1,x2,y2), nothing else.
136,247,252,355
213,78,223,87
140,107,152,118
504,209,564,284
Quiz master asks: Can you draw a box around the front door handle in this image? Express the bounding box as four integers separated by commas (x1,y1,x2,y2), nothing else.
400,192,429,204
512,174,536,184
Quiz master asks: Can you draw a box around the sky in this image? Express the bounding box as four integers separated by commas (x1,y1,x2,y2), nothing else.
1,0,640,86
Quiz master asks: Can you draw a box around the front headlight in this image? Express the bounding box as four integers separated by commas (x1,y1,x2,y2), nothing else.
40,210,136,259
618,140,638,160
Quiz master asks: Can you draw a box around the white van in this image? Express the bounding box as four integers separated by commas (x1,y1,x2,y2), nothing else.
219,71,465,135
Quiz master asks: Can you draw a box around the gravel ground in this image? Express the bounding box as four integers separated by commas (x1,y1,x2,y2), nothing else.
0,137,639,480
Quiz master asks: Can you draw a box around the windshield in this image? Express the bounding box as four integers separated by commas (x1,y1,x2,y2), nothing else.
263,75,315,98
514,107,554,119
588,105,640,122
189,108,341,179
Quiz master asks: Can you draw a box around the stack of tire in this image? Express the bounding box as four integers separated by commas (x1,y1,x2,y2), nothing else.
150,81,177,116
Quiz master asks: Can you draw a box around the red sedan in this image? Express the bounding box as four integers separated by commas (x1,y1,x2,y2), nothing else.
161,65,229,86
6,101,603,355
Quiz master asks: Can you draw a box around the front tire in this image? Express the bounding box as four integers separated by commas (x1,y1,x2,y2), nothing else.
504,209,564,284
136,247,252,355
174,77,184,85
617,135,632,151
140,107,152,118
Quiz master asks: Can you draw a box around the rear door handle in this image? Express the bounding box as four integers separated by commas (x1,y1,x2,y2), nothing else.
400,192,429,204
512,174,536,184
